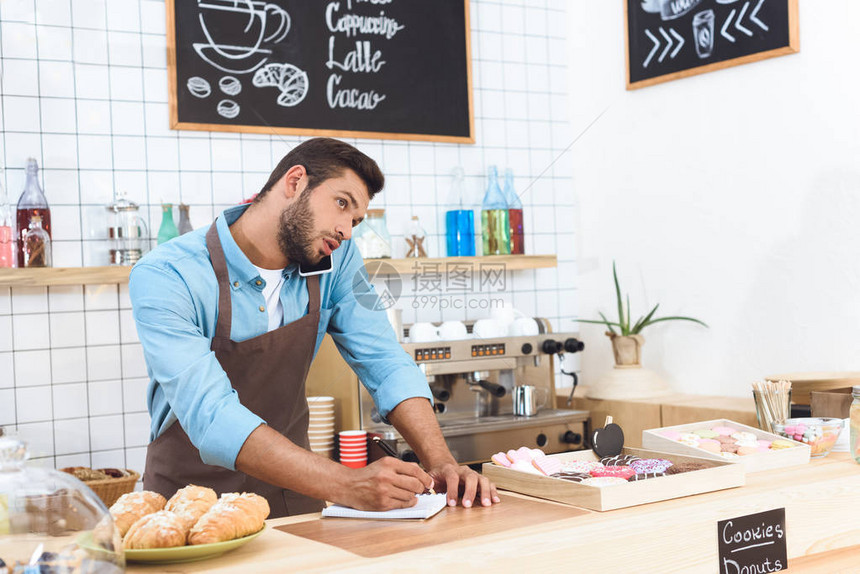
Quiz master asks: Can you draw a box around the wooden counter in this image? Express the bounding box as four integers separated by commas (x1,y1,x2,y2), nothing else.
127,454,860,573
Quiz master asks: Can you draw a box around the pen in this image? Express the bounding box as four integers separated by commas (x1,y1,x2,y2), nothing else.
372,436,436,495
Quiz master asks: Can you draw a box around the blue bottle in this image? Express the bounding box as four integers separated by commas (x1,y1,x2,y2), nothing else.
445,167,475,256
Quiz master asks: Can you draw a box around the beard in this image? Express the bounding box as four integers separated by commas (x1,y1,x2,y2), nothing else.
277,190,321,266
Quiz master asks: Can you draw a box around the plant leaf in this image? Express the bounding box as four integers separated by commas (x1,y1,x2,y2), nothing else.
639,316,709,329
598,311,618,334
625,294,631,335
632,303,660,334
613,261,624,334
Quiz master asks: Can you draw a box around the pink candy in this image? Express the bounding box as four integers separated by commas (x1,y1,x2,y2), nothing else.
492,452,512,467
712,426,739,436
532,457,562,476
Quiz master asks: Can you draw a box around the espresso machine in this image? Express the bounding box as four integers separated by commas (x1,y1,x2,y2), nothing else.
356,318,590,464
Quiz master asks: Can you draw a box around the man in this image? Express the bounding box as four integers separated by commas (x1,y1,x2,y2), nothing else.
130,137,499,517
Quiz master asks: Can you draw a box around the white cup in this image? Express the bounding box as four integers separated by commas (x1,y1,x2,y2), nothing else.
508,317,539,337
472,319,507,339
409,322,440,343
438,320,467,341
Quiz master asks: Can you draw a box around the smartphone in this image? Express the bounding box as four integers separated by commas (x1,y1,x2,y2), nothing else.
299,255,333,277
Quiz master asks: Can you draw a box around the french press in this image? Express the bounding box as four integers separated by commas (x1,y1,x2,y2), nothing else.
106,192,149,265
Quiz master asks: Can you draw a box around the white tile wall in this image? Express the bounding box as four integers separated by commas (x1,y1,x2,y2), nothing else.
1,0,577,470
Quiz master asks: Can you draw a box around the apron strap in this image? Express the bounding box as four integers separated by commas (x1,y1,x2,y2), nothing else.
206,221,233,340
307,273,320,314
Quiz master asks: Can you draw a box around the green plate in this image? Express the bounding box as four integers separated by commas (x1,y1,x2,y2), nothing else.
79,525,266,564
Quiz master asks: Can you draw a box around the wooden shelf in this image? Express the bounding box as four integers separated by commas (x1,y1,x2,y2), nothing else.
0,255,557,287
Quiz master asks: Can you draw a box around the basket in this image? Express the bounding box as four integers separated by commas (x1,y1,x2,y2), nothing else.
79,470,141,507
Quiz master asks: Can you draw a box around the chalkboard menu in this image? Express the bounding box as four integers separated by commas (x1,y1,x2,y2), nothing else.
625,0,799,89
717,508,787,573
166,0,473,142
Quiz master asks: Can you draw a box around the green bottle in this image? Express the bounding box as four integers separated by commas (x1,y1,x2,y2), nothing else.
480,166,510,255
157,203,179,245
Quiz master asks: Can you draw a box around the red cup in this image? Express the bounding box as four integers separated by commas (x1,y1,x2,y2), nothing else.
341,459,367,469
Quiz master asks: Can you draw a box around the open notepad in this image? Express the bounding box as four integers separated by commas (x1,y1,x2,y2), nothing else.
321,494,448,520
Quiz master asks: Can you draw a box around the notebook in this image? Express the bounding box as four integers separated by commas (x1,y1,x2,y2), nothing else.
321,494,448,520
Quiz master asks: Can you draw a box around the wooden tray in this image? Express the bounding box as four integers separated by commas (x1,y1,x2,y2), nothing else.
482,447,744,512
765,371,860,405
642,418,810,473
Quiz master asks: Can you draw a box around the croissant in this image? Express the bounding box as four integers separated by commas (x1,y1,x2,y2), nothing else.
109,490,167,537
165,484,217,529
122,510,188,549
188,492,270,545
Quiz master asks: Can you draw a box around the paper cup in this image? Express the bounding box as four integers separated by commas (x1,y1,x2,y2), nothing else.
341,459,366,469
339,447,367,455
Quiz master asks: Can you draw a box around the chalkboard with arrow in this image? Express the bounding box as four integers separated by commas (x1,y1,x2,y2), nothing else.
625,0,799,89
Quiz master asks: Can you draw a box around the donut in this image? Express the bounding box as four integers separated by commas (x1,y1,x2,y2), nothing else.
715,435,738,445
600,454,640,467
581,477,628,487
591,466,635,480
665,462,709,475
630,459,673,474
551,472,591,483
560,460,605,474
629,471,666,481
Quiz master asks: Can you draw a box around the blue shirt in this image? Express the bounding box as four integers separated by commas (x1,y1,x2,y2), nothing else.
129,204,431,470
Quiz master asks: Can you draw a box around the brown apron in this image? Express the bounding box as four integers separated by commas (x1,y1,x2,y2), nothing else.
142,222,326,517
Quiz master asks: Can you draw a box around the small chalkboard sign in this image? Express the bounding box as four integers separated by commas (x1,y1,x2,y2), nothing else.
718,508,787,573
625,0,799,89
166,0,473,142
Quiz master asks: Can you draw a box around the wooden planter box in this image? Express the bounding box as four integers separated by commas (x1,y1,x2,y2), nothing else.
641,418,810,473
482,447,744,512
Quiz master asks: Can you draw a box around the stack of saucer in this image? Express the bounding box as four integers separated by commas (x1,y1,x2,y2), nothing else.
339,430,367,468
307,396,335,458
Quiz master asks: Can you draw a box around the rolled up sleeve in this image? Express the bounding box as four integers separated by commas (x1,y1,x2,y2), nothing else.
129,262,264,470
325,244,432,419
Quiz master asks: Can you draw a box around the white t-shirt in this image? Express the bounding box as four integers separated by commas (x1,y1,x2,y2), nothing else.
253,265,286,331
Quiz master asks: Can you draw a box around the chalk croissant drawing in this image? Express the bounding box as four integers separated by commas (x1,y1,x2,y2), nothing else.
252,63,309,107
193,0,291,74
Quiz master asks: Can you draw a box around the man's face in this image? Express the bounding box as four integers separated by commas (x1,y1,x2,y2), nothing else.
277,169,370,265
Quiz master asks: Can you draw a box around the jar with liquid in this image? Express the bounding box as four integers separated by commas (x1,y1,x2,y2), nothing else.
480,166,510,255
16,158,51,268
405,215,428,258
851,386,860,464
502,168,524,255
0,174,15,267
23,215,51,268
445,167,475,256
157,203,179,245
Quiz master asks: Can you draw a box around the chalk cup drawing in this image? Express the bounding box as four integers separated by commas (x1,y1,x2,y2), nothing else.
219,76,242,95
217,99,241,119
187,76,212,98
692,10,715,58
253,63,309,107
193,0,291,74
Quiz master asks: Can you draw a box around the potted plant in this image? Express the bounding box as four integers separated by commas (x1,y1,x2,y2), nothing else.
580,262,708,367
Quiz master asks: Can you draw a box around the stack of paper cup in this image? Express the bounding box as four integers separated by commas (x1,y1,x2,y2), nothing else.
307,396,335,458
338,430,367,468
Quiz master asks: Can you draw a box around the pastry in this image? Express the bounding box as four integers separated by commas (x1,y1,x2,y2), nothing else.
581,477,628,487
110,491,167,537
551,471,591,482
599,454,640,466
123,510,188,549
165,485,218,529
628,471,665,481
560,460,604,474
532,456,562,476
188,493,270,545
629,458,673,474
590,466,635,480
665,462,709,475
61,466,110,481
491,452,512,467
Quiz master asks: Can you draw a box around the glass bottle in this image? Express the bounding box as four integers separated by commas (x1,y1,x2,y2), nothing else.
405,215,428,258
445,167,475,257
23,215,51,267
157,203,179,245
480,165,510,255
851,386,860,464
354,208,391,258
16,158,51,268
0,173,16,267
178,203,194,235
503,168,525,255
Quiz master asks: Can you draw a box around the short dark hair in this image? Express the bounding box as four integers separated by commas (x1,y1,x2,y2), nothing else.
257,138,384,201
